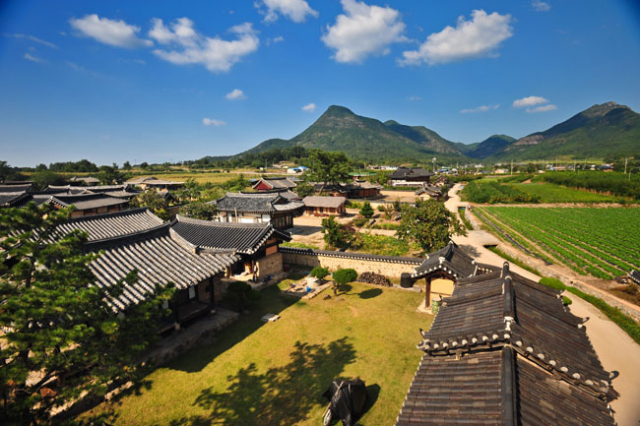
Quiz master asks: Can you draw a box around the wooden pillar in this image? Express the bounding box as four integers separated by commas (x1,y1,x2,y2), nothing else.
209,277,215,306
425,277,432,307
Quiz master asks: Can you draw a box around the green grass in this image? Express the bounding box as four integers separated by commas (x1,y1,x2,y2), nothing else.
351,233,416,257
281,242,320,250
511,182,621,203
538,278,640,345
457,207,474,230
98,282,429,426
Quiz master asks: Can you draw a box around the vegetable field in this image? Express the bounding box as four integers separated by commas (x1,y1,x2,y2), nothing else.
476,207,640,280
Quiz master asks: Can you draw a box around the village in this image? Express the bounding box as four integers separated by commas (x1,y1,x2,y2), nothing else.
2,157,640,426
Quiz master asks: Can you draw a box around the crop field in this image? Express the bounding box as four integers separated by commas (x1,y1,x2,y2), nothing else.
476,206,640,280
513,183,621,203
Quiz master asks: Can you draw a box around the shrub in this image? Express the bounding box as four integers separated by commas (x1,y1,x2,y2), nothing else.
352,217,368,228
310,266,330,280
333,268,358,285
360,201,374,218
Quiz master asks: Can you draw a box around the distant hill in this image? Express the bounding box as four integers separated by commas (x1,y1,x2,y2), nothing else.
496,102,640,160
237,102,640,163
242,105,467,162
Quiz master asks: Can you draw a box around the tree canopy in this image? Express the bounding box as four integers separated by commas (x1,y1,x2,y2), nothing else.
396,200,466,254
306,150,351,193
0,203,172,425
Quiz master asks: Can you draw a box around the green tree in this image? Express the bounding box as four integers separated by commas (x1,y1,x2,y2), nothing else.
332,268,357,295
310,266,330,283
178,202,218,221
131,190,170,220
179,178,201,203
31,170,67,190
306,150,351,194
294,181,315,198
359,201,374,218
98,165,124,185
396,200,467,254
321,216,352,250
140,162,149,170
122,161,132,171
0,203,172,425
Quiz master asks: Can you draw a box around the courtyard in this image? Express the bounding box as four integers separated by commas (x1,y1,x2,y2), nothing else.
97,278,430,426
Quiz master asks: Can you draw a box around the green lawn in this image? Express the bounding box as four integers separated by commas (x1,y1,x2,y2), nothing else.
99,281,430,426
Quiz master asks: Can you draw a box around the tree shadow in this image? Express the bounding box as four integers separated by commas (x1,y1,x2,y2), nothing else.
161,338,357,426
459,244,481,258
360,384,381,419
358,288,382,299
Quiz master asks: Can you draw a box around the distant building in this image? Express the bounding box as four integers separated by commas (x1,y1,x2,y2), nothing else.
415,185,443,201
211,192,303,230
389,167,434,187
286,166,308,174
125,176,185,191
0,184,34,207
69,176,100,185
302,196,347,216
312,181,382,199
252,177,298,192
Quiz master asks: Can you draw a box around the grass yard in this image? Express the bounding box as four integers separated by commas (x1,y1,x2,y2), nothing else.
98,281,430,426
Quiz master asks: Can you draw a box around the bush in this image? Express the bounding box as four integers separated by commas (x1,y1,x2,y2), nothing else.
352,217,368,228
225,281,260,311
310,267,330,280
359,201,374,218
333,268,358,285
377,205,386,212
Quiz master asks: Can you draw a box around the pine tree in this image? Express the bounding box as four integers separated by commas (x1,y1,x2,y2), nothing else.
0,203,172,425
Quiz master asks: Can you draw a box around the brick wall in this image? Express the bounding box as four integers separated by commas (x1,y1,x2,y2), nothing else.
257,252,284,279
281,247,421,278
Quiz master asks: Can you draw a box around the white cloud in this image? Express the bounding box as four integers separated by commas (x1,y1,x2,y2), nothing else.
460,104,499,114
408,96,421,101
399,10,513,66
532,1,551,12
150,20,259,73
273,36,284,43
203,118,226,126
226,89,246,100
4,33,57,48
322,0,407,64
302,103,316,112
513,96,549,108
69,14,152,48
526,104,557,113
256,0,318,23
23,53,44,63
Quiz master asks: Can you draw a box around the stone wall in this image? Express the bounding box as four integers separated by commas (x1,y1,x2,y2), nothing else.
281,247,421,278
257,252,284,279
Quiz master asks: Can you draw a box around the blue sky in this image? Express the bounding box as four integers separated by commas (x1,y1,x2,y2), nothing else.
1,0,640,166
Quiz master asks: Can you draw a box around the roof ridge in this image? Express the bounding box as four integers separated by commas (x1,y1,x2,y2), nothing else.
175,215,271,228
67,207,159,223
84,222,171,249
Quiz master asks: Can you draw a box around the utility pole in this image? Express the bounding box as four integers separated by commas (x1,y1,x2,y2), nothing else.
432,157,436,173
510,159,513,176
624,157,628,174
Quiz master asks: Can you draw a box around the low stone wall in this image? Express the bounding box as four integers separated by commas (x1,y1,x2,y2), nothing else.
257,252,284,280
281,247,421,278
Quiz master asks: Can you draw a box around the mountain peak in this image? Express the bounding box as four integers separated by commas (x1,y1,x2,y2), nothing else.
323,105,355,117
582,101,630,118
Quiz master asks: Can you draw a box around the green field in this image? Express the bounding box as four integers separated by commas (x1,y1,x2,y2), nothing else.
95,281,429,426
477,206,640,280
512,182,621,203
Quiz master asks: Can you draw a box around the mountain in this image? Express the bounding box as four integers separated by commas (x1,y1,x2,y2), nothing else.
497,102,640,160
466,135,516,159
243,105,467,162
238,102,640,163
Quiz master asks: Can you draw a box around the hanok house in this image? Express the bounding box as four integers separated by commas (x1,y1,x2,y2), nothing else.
125,176,185,191
171,215,292,282
396,263,618,426
55,208,164,241
389,167,434,187
252,177,298,192
302,196,347,216
84,223,238,332
211,192,304,230
13,193,130,218
415,185,443,201
411,242,495,307
0,183,34,207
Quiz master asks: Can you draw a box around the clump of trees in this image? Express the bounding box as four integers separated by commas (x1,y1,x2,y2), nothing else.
306,150,351,194
0,203,173,425
359,201,374,218
396,200,467,254
321,216,353,250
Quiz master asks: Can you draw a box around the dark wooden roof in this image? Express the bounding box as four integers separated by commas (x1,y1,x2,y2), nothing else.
0,183,33,193
56,208,164,241
390,167,434,179
85,224,238,310
48,194,129,210
213,192,303,214
0,184,34,207
415,185,442,197
412,242,488,280
171,216,291,254
397,263,617,426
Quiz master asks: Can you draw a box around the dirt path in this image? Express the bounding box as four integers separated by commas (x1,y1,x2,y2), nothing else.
447,183,640,425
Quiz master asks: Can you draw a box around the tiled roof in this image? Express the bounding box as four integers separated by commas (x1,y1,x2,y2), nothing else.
252,177,298,190
412,242,486,279
56,208,164,241
0,183,33,193
48,194,129,210
171,215,291,254
69,176,100,184
397,263,617,426
390,167,434,179
0,192,31,207
279,246,422,265
214,192,302,213
628,269,640,285
302,196,347,208
85,224,238,310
